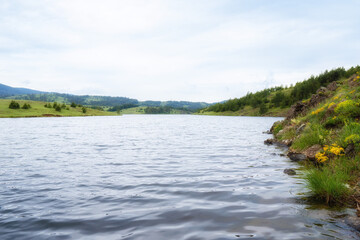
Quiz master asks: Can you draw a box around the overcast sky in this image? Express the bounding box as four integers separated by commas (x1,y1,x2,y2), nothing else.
0,0,359,102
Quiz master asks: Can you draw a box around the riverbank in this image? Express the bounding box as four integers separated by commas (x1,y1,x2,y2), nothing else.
265,72,360,215
0,99,117,118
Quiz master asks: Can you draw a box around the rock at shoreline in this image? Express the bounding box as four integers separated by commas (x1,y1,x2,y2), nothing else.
264,138,275,145
303,144,322,161
284,168,296,175
287,152,307,162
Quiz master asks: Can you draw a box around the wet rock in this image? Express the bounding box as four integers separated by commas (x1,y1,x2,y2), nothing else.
287,152,307,162
284,168,296,175
303,144,322,161
345,216,360,232
279,153,286,157
262,130,271,134
264,138,275,145
296,123,306,134
282,139,293,146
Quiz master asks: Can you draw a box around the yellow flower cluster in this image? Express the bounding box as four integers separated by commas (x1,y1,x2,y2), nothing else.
315,152,329,163
323,144,344,156
333,96,339,100
317,144,345,163
311,106,325,115
350,90,356,94
334,100,355,113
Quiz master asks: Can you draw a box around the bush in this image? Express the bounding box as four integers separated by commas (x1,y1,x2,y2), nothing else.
9,100,20,109
21,103,31,109
61,103,67,109
53,102,58,109
82,107,87,113
71,102,77,108
44,103,52,108
55,105,61,112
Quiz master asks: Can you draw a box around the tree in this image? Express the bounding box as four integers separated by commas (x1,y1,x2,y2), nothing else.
82,107,87,113
71,102,77,108
55,105,61,112
9,100,20,109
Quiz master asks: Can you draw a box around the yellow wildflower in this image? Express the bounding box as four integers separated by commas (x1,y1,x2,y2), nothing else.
315,152,328,163
350,90,355,94
328,144,344,156
311,107,325,115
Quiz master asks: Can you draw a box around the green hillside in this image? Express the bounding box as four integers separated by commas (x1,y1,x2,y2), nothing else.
199,66,360,116
269,71,360,207
0,99,116,118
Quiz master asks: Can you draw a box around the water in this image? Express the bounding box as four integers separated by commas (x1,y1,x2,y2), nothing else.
0,115,358,240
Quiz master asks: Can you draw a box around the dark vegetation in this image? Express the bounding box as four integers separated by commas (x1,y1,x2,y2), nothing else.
143,106,192,114
9,100,20,109
202,67,359,114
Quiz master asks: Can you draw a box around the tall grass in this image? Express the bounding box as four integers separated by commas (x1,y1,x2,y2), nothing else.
305,164,350,204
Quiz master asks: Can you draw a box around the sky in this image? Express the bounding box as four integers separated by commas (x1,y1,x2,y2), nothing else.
0,0,359,102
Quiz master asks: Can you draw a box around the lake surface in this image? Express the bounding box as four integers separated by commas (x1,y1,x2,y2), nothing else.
0,115,359,239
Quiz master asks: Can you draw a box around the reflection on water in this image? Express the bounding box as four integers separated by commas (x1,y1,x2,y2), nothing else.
0,115,358,239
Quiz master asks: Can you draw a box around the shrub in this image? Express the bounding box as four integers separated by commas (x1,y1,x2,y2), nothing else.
21,103,31,109
82,107,87,113
53,102,58,109
55,105,61,112
61,103,67,109
9,100,20,109
71,102,77,108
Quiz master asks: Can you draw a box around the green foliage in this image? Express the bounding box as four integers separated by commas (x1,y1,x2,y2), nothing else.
53,102,58,109
272,122,284,135
324,116,344,128
292,124,328,150
305,165,350,204
82,107,87,113
278,127,296,140
70,102,77,108
9,100,20,109
55,105,61,112
21,103,31,109
339,122,360,147
334,100,360,118
61,103,67,109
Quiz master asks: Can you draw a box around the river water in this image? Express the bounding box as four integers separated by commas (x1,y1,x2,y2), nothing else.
0,115,359,239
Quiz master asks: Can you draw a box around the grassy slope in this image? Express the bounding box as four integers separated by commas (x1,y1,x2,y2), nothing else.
272,73,360,206
0,99,117,118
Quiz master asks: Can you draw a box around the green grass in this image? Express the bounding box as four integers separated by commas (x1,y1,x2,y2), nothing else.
291,124,328,150
0,99,117,118
305,164,350,205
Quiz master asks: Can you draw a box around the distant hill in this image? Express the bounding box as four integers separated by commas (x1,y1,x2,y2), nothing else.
0,83,211,111
0,83,44,97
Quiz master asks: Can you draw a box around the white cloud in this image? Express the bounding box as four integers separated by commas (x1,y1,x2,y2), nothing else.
0,0,359,102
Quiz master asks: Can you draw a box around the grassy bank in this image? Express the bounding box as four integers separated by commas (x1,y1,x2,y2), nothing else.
271,72,360,206
0,99,117,118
